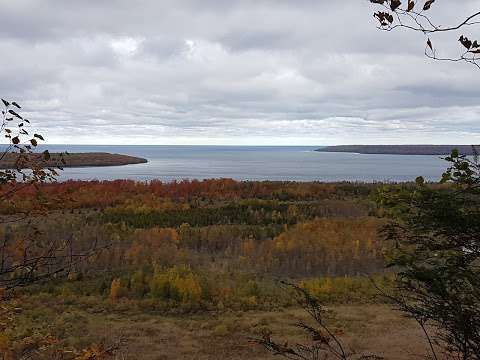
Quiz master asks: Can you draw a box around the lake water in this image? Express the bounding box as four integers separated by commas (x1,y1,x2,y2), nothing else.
36,145,449,182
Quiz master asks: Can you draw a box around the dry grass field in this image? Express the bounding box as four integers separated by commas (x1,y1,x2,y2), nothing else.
14,298,428,359
101,306,426,359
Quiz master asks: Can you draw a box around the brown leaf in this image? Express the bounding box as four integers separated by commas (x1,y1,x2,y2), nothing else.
459,35,472,49
427,38,433,51
390,0,402,11
423,0,435,10
407,0,415,12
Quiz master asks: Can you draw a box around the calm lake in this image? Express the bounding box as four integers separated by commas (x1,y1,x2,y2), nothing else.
36,145,450,183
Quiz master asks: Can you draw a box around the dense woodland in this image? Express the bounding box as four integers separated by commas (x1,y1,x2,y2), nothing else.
1,179,393,311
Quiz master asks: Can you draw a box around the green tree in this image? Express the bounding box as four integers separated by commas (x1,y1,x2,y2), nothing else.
377,148,480,359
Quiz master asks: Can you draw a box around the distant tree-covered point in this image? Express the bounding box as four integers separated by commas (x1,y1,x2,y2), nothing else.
316,145,479,156
0,152,148,169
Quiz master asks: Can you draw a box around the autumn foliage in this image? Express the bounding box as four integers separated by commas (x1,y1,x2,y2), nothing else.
0,178,394,357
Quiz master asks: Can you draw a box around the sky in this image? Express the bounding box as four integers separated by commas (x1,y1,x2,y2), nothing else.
0,0,479,146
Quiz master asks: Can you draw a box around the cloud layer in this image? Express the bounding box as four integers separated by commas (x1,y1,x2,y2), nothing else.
1,0,479,145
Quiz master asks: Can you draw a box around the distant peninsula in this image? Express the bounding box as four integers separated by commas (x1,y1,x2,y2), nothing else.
0,152,148,169
316,145,479,156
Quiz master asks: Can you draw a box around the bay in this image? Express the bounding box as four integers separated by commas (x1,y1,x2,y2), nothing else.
32,145,449,182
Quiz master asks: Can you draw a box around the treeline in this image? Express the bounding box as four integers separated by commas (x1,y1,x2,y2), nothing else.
3,216,384,278
121,218,384,276
102,199,372,228
6,215,386,309
247,218,384,276
0,179,378,214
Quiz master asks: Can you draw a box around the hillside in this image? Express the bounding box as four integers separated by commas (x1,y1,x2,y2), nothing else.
0,152,148,169
316,145,478,155
0,179,421,359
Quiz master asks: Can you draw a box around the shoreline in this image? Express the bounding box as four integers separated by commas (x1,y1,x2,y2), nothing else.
316,145,478,156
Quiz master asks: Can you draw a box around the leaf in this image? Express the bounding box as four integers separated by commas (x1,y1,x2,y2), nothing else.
390,0,402,11
370,0,386,3
12,137,20,145
43,150,51,160
34,134,45,141
374,11,394,25
423,0,435,10
459,35,472,49
30,138,38,147
407,0,415,11
11,102,21,109
8,110,22,119
427,38,433,51
1,99,9,107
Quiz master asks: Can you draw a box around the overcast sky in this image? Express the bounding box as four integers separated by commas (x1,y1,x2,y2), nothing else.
1,0,479,145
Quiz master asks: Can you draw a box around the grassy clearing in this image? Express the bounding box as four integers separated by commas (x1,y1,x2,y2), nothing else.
9,295,427,360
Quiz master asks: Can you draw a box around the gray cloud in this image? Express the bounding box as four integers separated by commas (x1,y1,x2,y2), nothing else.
0,0,479,145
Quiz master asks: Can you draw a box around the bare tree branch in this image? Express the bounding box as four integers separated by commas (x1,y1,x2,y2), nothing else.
370,0,480,68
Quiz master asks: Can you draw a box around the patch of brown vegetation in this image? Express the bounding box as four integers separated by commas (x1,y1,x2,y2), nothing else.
14,296,428,359
109,306,427,359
